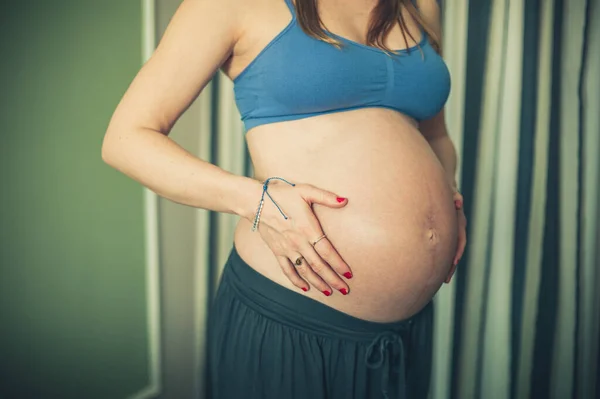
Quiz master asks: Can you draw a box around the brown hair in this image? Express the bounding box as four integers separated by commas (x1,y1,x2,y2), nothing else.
293,0,441,55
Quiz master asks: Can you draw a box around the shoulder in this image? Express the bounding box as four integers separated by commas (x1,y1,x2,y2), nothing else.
228,0,296,58
173,0,256,39
415,0,442,37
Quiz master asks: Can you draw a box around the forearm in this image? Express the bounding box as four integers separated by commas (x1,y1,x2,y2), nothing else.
426,134,458,190
101,127,261,221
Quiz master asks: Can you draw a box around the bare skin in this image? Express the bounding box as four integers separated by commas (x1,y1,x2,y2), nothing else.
237,108,458,321
102,0,467,324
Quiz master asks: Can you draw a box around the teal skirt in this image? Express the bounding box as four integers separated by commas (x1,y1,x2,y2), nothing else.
206,244,434,399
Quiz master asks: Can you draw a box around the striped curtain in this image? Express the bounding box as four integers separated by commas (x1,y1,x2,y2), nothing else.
432,1,600,399
158,0,600,398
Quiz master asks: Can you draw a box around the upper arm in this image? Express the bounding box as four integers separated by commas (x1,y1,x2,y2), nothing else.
415,0,447,139
416,0,442,41
106,0,243,136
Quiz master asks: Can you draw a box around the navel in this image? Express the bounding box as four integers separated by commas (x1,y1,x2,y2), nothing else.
426,228,439,244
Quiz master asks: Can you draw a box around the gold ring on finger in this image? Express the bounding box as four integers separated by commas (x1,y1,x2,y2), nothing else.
311,234,327,247
294,256,304,266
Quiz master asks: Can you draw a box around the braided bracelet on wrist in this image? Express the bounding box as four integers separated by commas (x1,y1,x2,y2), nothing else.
251,176,296,232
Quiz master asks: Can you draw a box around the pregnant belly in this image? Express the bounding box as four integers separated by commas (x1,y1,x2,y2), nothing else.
234,108,458,322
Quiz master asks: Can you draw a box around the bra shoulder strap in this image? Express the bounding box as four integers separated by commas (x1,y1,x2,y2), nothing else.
283,0,297,17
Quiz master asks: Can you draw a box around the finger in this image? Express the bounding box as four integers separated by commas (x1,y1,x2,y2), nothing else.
453,194,463,210
453,191,464,210
289,253,333,296
298,183,348,208
453,218,467,264
445,262,457,284
454,233,466,265
298,241,350,296
299,211,352,281
276,255,309,292
312,237,353,280
454,199,463,210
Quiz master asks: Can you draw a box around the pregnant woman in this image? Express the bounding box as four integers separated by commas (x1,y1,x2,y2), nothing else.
102,0,467,397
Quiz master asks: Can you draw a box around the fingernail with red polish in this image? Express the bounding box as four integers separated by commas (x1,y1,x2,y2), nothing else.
301,287,308,292
455,199,463,209
343,272,353,279
322,290,331,296
336,197,346,203
339,288,348,295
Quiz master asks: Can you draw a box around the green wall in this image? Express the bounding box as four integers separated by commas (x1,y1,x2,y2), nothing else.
0,1,151,398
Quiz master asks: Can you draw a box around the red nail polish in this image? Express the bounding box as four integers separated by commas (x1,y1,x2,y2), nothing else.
336,197,346,203
454,199,463,210
301,287,308,292
339,288,348,295
343,272,353,279
322,290,331,296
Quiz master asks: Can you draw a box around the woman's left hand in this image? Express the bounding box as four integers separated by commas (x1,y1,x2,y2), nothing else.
445,190,467,284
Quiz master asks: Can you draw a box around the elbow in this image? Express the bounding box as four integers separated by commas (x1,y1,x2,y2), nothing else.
101,124,127,167
101,129,116,166
101,123,164,167
101,115,138,166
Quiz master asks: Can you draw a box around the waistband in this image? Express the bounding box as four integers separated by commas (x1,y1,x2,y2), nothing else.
222,243,433,399
223,243,431,341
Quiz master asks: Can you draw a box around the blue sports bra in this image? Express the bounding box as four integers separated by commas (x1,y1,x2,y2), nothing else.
233,0,451,131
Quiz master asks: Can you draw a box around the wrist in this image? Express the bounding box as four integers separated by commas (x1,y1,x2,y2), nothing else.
230,175,263,222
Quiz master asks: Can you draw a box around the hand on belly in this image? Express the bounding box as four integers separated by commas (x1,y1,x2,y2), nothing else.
238,108,459,322
236,183,458,322
251,178,362,296
309,190,458,320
